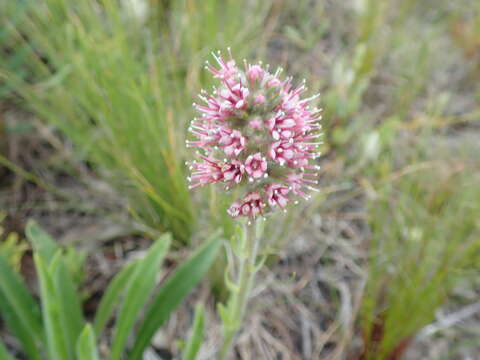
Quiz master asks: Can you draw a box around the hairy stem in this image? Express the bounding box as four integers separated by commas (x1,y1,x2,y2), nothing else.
217,220,261,360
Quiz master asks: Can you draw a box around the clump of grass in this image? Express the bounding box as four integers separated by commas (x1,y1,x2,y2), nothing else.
358,159,480,359
0,0,32,98
1,0,273,243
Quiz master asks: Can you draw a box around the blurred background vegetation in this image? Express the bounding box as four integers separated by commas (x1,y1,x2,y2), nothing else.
1,0,479,359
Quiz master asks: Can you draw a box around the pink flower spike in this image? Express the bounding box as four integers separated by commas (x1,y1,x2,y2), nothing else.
245,153,268,179
188,50,323,218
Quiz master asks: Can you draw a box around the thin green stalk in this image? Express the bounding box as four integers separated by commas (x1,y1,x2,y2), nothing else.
0,153,70,199
218,221,261,360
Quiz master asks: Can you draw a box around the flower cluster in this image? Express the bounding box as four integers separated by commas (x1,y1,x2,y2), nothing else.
187,50,322,219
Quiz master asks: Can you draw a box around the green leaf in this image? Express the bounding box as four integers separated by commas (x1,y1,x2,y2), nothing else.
35,252,70,360
94,260,138,336
52,259,85,359
0,339,15,360
109,234,172,360
128,234,221,360
26,221,84,359
0,255,43,360
76,324,100,360
182,305,205,360
26,220,59,264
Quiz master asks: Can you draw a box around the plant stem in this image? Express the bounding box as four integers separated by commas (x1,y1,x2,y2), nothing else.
217,220,261,360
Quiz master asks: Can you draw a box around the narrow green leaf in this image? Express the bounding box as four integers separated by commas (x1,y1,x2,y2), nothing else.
52,260,85,359
128,235,221,360
94,260,138,336
26,221,84,359
0,339,15,360
76,324,100,360
183,305,205,360
109,234,172,360
0,255,43,360
26,220,59,264
35,253,70,360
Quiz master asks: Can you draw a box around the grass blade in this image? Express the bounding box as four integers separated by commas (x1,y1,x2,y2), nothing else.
35,252,70,360
128,234,221,360
182,305,205,360
0,255,43,360
109,234,171,360
76,324,100,360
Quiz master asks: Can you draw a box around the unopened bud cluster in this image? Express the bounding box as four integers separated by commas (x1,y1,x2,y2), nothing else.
187,50,323,219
